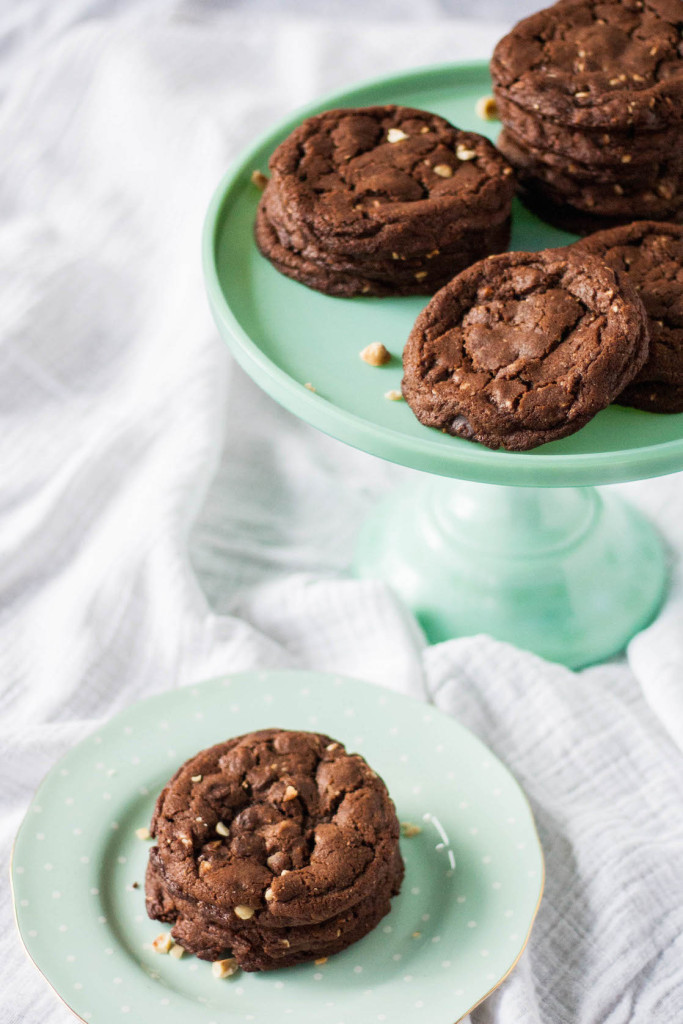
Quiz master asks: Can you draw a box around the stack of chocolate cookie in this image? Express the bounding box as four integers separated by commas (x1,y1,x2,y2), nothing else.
145,728,403,970
255,105,516,297
491,0,683,233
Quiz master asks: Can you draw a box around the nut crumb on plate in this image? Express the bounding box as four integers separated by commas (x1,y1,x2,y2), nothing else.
152,932,173,954
384,389,403,401
251,170,269,190
360,342,391,366
475,95,499,121
400,821,422,837
212,957,239,979
135,827,151,840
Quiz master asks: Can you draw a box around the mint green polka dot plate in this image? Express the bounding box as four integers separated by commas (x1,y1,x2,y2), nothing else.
12,671,544,1023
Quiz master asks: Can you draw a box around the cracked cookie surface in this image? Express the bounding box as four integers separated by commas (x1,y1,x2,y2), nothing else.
491,0,683,131
145,728,403,969
255,105,514,296
572,221,683,411
401,248,650,450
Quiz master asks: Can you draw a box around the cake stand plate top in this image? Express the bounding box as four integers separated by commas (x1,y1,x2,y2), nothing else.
203,61,683,488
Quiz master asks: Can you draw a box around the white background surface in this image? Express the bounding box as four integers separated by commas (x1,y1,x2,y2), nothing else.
2,2,683,1021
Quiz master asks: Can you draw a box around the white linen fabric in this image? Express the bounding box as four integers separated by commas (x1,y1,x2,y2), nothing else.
2,3,683,1022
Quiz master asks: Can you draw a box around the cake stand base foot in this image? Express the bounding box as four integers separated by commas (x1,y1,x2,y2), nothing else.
352,478,667,669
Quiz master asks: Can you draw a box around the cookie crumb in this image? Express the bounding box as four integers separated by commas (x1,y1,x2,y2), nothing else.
400,821,422,837
132,881,139,889
136,827,151,841
234,905,255,920
169,943,185,960
304,382,316,392
475,95,498,121
412,931,422,939
264,887,275,902
152,933,173,954
456,144,477,161
360,342,391,367
251,170,269,190
384,389,403,401
212,957,239,979
387,128,408,143
215,821,229,837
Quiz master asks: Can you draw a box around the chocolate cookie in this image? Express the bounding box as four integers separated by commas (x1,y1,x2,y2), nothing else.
498,129,683,223
495,93,679,169
491,0,683,131
498,127,682,188
255,105,515,297
571,221,683,411
145,728,404,970
401,248,650,450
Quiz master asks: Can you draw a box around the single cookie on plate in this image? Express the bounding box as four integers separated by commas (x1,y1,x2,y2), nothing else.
571,221,683,412
255,105,515,297
145,728,403,971
401,248,650,451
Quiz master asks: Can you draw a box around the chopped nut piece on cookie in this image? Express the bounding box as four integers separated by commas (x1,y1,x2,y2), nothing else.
387,128,408,143
215,821,229,837
456,144,477,161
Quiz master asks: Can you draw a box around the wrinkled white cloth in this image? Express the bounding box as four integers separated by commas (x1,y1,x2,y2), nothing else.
2,3,683,1022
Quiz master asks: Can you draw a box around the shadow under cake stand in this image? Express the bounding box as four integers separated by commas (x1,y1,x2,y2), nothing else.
203,62,682,670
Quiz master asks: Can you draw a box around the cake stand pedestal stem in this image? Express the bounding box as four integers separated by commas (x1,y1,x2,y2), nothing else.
353,478,667,668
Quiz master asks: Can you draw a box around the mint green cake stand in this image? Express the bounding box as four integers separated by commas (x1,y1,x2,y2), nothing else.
203,61,682,669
